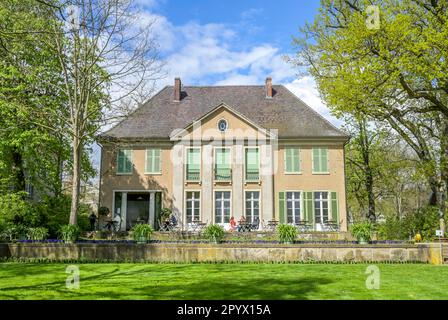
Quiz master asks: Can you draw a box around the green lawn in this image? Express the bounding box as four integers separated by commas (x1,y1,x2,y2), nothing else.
0,263,447,300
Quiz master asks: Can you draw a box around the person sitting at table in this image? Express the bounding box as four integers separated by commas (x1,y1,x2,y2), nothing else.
251,217,260,231
229,216,236,231
169,213,177,226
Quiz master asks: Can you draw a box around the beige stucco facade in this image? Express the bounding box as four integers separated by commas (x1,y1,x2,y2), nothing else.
99,105,348,231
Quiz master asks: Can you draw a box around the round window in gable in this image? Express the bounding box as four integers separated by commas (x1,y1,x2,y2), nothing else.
218,119,228,132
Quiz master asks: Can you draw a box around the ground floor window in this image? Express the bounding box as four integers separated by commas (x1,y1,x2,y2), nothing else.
314,191,329,224
215,191,231,224
286,191,301,224
245,191,260,223
186,191,200,223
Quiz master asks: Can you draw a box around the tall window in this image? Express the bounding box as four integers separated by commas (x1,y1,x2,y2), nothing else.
145,148,161,174
285,148,300,173
215,191,231,224
186,191,200,223
245,147,259,181
312,147,329,173
314,191,329,224
245,191,260,223
117,149,133,174
286,191,301,224
186,148,201,181
215,148,231,181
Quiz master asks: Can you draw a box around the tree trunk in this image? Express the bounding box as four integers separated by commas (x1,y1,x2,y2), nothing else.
359,120,376,222
11,147,26,193
365,167,376,222
69,137,82,225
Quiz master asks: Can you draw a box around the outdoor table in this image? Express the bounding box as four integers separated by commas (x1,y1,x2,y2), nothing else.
295,220,311,232
266,220,279,231
191,220,206,233
324,220,338,231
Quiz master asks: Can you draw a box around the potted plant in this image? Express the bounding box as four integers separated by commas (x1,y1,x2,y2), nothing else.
203,224,225,244
27,227,49,241
277,224,298,244
131,224,153,244
58,224,80,244
350,222,373,244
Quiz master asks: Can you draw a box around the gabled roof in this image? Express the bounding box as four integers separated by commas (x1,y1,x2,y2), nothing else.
100,85,349,141
170,103,278,141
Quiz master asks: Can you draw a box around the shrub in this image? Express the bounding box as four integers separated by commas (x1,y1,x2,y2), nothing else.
27,227,49,241
350,222,374,243
98,207,110,216
376,216,407,240
131,224,153,243
400,206,440,241
203,224,225,243
58,224,80,243
277,224,298,243
0,223,28,241
377,206,440,241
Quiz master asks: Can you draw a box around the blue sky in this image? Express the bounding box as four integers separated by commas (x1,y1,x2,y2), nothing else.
92,0,338,174
131,0,335,122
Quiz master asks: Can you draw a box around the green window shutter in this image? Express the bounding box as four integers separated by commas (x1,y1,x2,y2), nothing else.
215,148,231,180
146,149,161,173
312,148,320,172
305,192,314,225
117,150,124,173
285,148,300,173
285,148,292,173
117,149,132,173
279,192,285,223
245,148,259,180
331,191,339,224
293,148,300,172
321,148,328,172
187,148,201,180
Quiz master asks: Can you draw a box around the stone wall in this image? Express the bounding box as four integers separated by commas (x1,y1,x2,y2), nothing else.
0,242,442,264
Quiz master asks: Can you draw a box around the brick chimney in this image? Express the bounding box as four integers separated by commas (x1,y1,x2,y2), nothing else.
174,77,181,101
265,77,273,98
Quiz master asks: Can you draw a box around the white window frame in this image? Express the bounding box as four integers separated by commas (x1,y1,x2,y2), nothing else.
185,190,201,223
145,148,162,175
284,147,302,175
285,191,302,224
213,190,232,224
185,146,201,182
314,190,330,224
116,149,133,175
244,190,261,224
244,146,260,182
312,147,330,175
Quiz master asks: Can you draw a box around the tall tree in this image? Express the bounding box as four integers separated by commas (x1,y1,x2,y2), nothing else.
292,0,448,231
37,0,163,224
0,0,70,197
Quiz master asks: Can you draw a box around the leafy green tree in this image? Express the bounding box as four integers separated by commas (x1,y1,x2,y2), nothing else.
292,0,448,230
0,0,70,197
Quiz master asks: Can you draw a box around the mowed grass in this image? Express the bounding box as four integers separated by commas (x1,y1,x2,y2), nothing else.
0,263,447,300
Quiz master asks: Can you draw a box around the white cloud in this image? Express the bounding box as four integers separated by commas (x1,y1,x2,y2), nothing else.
284,77,342,127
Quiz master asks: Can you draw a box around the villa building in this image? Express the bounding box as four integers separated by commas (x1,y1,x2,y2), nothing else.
98,78,350,231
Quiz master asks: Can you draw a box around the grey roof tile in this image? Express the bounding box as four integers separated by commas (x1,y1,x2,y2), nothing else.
101,85,349,140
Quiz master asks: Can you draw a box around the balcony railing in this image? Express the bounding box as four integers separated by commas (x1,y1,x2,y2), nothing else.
185,168,200,181
245,170,260,182
214,168,232,182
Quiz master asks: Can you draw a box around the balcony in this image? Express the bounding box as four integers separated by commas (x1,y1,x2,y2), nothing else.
185,168,200,182
245,169,260,182
214,168,232,183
